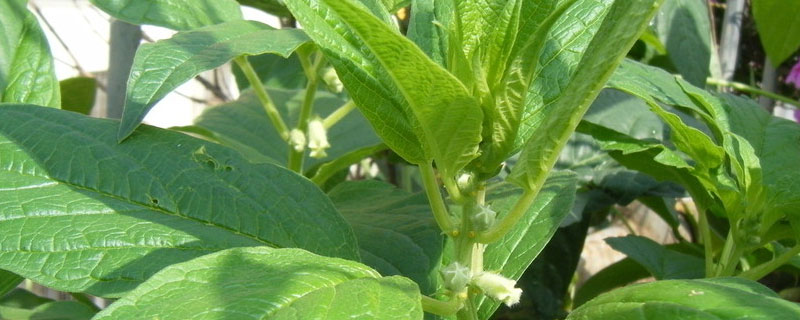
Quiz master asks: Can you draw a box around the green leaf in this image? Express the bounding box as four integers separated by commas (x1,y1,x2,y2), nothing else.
510,0,663,192
117,20,309,141
95,247,423,319
407,0,451,66
751,0,800,66
475,171,578,318
0,270,22,298
494,211,590,320
607,59,699,111
0,289,53,309
0,0,60,108
89,0,243,30
0,105,359,297
232,54,306,90
286,0,484,178
59,77,97,115
236,0,292,17
193,88,381,169
568,277,800,319
606,235,704,280
653,0,713,86
573,258,650,307
0,301,96,320
328,180,443,295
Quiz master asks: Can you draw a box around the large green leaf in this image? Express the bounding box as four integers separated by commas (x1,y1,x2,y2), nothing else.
573,258,650,307
286,0,484,178
192,88,381,170
406,0,451,66
751,0,800,66
568,277,800,319
232,54,306,90
90,0,243,30
60,77,97,115
0,105,358,297
606,235,704,280
117,20,309,141
474,171,578,318
95,247,422,319
510,0,663,193
328,180,443,295
0,0,60,108
653,0,713,86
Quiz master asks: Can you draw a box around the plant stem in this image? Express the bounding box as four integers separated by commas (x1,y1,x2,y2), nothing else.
421,296,462,316
714,230,742,277
707,78,799,108
233,56,289,140
696,204,715,277
739,245,800,281
419,162,456,235
476,189,536,243
287,51,324,173
322,100,356,129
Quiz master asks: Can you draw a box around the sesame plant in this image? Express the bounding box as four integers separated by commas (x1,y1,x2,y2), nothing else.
1,0,800,319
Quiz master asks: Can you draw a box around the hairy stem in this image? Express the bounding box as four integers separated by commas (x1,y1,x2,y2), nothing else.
708,78,799,108
420,162,456,235
322,100,356,129
287,52,324,172
476,189,536,243
233,56,289,140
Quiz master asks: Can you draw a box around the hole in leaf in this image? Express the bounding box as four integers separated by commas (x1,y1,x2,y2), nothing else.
150,198,159,205
224,165,233,172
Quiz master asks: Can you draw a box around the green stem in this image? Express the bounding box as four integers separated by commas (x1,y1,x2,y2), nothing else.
707,78,799,108
739,245,800,281
421,296,462,316
287,52,324,173
714,230,742,277
443,175,464,203
420,162,456,235
233,56,289,140
696,204,715,277
476,189,536,243
322,100,356,129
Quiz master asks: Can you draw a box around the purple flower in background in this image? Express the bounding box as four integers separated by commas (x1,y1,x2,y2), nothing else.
795,109,800,123
787,60,800,89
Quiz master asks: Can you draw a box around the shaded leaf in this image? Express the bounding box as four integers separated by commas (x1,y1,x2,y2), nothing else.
0,270,23,299
606,235,704,280
95,247,422,320
328,180,443,294
653,0,713,86
0,300,96,320
573,258,650,307
60,77,97,115
751,0,800,66
475,171,578,318
90,0,243,30
118,20,309,141
0,105,358,297
0,0,60,108
237,0,291,17
231,54,305,90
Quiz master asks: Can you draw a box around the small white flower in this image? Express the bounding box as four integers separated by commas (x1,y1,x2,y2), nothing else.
289,128,306,152
472,272,522,307
307,117,330,158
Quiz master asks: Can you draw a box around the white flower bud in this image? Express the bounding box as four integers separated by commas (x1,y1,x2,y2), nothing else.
307,117,330,158
441,262,471,293
322,67,344,93
472,272,522,307
471,204,497,231
289,129,306,152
